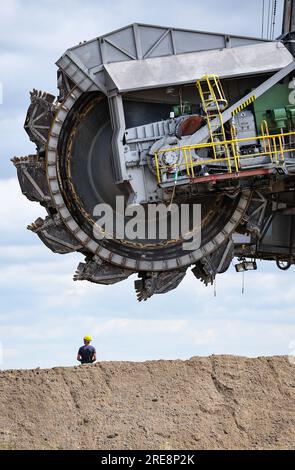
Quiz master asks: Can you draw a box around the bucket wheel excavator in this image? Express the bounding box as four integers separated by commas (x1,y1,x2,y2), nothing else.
12,5,295,299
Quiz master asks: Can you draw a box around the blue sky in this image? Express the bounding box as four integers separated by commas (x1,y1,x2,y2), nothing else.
1,0,295,370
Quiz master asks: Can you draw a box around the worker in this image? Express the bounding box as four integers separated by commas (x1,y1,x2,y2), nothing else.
77,335,96,364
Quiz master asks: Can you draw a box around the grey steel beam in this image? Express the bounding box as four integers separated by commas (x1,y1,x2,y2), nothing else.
132,23,143,59
104,37,137,60
67,23,269,68
143,29,171,59
56,51,107,94
108,93,129,184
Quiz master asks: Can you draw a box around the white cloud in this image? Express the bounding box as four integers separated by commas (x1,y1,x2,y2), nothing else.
2,305,295,369
0,115,35,165
1,0,18,17
181,268,295,315
90,318,188,336
191,328,217,346
0,0,283,54
0,244,47,260
2,347,20,359
0,177,46,233
0,254,103,310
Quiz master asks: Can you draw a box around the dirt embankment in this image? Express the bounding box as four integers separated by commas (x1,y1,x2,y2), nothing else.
1,355,295,450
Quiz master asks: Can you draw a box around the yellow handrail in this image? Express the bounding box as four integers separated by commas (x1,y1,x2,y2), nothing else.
188,148,195,178
196,74,229,162
230,124,240,172
154,152,161,183
261,120,272,163
272,136,279,165
154,129,295,183
278,135,285,162
183,148,190,177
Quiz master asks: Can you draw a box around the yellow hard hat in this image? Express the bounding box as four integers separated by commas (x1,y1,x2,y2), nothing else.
83,335,92,342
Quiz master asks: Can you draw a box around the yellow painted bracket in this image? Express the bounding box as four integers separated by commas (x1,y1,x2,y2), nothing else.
231,95,256,117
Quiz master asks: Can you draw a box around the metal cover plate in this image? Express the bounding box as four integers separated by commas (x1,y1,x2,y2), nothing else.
104,42,293,92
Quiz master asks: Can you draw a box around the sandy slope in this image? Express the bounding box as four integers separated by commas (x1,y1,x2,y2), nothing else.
1,355,295,450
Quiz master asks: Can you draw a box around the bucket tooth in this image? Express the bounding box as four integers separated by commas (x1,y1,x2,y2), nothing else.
11,154,50,204
74,259,132,285
28,215,83,254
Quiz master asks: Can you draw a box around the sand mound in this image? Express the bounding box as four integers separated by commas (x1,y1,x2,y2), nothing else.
1,355,295,450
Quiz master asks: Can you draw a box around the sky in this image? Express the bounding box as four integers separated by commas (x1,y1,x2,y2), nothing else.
1,0,295,370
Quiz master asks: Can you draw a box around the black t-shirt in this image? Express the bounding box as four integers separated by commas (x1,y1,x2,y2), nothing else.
78,344,96,364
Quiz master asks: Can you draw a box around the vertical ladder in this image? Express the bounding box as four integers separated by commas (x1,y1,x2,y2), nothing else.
196,74,232,170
